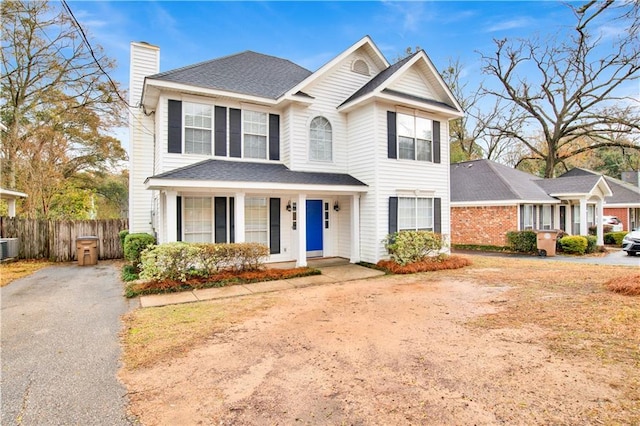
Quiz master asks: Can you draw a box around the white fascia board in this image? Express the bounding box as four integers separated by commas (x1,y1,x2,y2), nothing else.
0,188,28,199
338,90,463,118
145,178,368,194
143,79,278,110
451,199,560,207
596,176,614,197
605,202,640,208
282,36,388,100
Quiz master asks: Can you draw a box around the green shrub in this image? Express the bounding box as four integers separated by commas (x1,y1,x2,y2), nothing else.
139,242,202,282
506,230,537,253
118,229,129,248
604,231,628,246
584,235,598,254
383,231,443,266
138,242,270,283
559,235,588,254
124,233,156,269
121,264,139,282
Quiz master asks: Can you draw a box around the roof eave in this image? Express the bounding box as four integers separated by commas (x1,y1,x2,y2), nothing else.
338,90,463,118
451,199,560,207
144,178,368,194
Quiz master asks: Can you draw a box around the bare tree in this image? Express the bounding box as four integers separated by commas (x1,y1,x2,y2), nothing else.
1,0,126,217
480,0,640,177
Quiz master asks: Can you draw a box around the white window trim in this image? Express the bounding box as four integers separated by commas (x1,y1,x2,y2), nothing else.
183,196,214,243
396,113,433,163
398,196,434,232
309,116,333,163
183,101,213,156
242,109,269,160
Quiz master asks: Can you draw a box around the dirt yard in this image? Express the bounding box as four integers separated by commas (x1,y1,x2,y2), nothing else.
120,255,639,425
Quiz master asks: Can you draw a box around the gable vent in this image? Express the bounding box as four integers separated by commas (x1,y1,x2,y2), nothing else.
352,59,370,76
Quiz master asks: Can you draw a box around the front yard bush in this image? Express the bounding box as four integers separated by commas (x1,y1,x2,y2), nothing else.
118,229,129,248
124,233,156,269
584,235,598,254
138,242,270,283
559,235,588,254
383,231,443,266
604,231,628,246
506,230,537,253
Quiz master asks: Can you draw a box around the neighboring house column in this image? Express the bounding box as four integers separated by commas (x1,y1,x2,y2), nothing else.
234,192,245,243
296,193,307,267
350,194,360,263
579,198,588,236
158,192,166,243
596,198,604,245
7,199,16,218
166,191,177,242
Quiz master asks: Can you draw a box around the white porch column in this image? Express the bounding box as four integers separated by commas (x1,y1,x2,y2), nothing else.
350,194,360,263
7,199,16,218
579,198,588,236
166,191,177,242
296,193,307,267
234,192,245,243
596,198,604,245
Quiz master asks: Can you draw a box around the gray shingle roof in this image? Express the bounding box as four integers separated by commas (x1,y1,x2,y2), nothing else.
148,51,312,99
147,159,368,187
451,160,556,203
560,168,640,204
534,175,604,194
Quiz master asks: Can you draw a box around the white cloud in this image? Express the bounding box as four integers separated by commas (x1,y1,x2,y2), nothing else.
485,17,532,33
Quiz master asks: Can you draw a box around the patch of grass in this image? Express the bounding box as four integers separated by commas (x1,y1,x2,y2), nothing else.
122,296,277,369
124,267,320,298
121,264,139,282
452,244,511,252
0,259,53,287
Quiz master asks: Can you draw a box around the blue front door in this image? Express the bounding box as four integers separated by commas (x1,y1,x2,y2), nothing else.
306,200,323,257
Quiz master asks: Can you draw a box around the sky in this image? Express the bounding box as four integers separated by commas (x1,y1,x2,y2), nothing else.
63,0,623,151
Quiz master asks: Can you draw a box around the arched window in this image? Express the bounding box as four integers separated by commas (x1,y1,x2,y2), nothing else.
309,116,332,162
352,59,370,76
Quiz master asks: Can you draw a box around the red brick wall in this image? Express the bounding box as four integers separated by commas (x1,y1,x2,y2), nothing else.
604,207,629,231
451,205,519,246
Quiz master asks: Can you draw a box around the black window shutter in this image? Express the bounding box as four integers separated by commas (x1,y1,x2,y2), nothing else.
214,106,227,156
387,111,397,159
269,114,280,161
229,197,235,243
389,196,398,234
269,198,281,254
168,100,182,153
434,197,442,234
229,108,242,158
176,196,182,241
433,120,441,164
214,197,227,243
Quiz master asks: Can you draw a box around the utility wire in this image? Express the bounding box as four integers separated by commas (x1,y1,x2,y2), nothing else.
60,0,155,137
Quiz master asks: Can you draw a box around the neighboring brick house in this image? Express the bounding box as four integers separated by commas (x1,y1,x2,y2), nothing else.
129,36,463,266
450,160,612,246
560,168,640,231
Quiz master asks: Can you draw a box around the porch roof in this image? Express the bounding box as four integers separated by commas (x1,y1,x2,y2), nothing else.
561,167,640,206
534,175,612,198
145,159,368,192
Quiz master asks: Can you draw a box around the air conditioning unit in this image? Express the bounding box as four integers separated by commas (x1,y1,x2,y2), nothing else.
0,238,19,260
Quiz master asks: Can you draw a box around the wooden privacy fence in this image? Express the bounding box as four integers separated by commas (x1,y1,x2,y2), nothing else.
0,217,128,261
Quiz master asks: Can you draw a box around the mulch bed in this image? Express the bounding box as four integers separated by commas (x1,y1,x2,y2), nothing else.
376,255,472,274
605,274,640,296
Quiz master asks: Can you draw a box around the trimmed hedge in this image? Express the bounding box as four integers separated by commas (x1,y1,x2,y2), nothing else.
124,233,156,269
383,231,444,266
604,231,628,246
118,229,129,248
139,242,270,283
559,235,588,254
506,230,537,253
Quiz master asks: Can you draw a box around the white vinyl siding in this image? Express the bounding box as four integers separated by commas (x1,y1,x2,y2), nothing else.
184,102,212,155
243,110,267,159
245,197,268,246
397,113,432,162
398,197,433,231
309,116,332,162
184,197,213,242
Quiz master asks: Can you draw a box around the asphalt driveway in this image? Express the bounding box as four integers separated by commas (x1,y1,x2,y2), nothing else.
1,261,138,425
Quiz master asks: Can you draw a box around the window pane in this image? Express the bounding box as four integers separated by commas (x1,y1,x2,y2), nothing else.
244,134,267,159
184,102,212,155
398,198,416,230
416,117,432,141
416,139,431,162
184,197,212,243
245,197,268,246
243,111,267,159
309,117,332,161
398,136,415,160
397,114,414,138
416,198,433,230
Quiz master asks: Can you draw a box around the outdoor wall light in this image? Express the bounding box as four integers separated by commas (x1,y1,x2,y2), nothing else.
333,201,340,212
286,200,292,212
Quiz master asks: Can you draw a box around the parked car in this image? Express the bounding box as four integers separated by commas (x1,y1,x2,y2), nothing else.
603,216,623,232
622,229,640,256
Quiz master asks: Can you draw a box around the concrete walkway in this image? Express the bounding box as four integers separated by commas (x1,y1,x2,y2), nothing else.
140,260,385,308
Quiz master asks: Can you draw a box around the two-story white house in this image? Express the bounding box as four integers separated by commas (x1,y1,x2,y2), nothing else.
129,36,463,266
